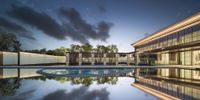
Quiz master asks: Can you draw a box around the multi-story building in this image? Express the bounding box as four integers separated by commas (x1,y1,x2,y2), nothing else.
132,12,200,80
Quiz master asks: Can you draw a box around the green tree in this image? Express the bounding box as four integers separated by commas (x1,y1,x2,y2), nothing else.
40,48,46,54
108,45,118,53
54,46,69,56
81,43,93,52
96,45,109,53
70,44,81,52
0,33,21,51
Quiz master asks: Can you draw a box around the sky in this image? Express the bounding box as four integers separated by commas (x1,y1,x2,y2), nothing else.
0,0,200,52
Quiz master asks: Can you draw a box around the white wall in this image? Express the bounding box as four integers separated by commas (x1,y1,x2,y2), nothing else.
1,52,66,66
3,52,18,65
20,52,66,65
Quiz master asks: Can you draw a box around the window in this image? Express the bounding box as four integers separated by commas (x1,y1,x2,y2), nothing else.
185,27,193,43
185,51,192,65
178,30,185,44
192,50,200,65
193,24,200,41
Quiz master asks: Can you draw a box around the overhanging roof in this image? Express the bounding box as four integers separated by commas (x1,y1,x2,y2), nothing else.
132,12,200,47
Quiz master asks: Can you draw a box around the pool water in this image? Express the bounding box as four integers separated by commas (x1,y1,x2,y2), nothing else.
0,68,157,100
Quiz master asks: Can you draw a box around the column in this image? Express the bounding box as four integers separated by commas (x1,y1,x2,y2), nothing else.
91,53,95,65
18,51,20,66
0,51,3,66
136,52,140,65
79,53,82,66
65,52,69,66
127,54,130,66
115,53,119,66
103,53,107,66
135,68,140,78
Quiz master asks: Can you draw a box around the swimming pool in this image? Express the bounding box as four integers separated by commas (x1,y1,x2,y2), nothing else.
0,68,157,100
37,68,133,77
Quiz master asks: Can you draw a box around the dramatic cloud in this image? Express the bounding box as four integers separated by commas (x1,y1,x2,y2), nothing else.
0,17,35,40
59,7,113,42
97,21,113,41
6,5,113,43
97,5,107,13
7,5,66,40
43,86,110,100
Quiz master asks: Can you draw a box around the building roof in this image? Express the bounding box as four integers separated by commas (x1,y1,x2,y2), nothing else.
131,12,200,47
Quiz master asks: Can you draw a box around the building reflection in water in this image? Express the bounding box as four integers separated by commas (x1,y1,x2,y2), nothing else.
0,68,41,79
135,77,200,100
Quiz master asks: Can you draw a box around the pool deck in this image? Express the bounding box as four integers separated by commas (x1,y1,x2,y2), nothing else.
0,65,200,69
0,66,136,69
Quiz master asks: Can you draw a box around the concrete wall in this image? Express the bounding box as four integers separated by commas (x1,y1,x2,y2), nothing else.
0,51,66,66
20,52,66,65
2,52,18,65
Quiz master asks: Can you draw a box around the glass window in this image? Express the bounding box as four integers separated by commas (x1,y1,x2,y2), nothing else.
192,50,200,65
193,24,200,41
185,51,192,65
178,30,185,44
180,52,185,65
185,27,193,43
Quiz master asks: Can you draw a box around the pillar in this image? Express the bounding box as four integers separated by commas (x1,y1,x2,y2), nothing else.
127,54,130,66
136,52,140,65
115,53,119,66
135,68,140,78
103,53,107,66
65,52,69,66
79,53,82,66
18,51,20,66
91,53,95,65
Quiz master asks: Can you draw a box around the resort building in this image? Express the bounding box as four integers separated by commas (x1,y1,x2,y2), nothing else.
132,12,200,80
66,52,135,66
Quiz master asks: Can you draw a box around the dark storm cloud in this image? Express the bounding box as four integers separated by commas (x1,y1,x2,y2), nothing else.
63,23,89,43
7,5,66,40
97,21,113,41
6,5,113,43
0,17,35,40
97,5,107,13
59,7,113,42
43,86,110,100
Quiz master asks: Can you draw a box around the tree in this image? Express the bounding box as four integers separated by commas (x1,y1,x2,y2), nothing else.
96,45,109,53
70,44,81,52
108,45,118,53
0,33,21,51
81,43,93,52
54,46,69,56
40,48,46,54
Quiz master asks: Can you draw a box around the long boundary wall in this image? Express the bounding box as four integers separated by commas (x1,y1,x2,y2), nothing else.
0,51,66,66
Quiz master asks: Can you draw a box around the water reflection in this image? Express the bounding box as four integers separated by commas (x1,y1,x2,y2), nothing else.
37,68,133,77
0,78,20,96
135,77,200,100
0,68,40,79
43,86,109,100
0,68,157,100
